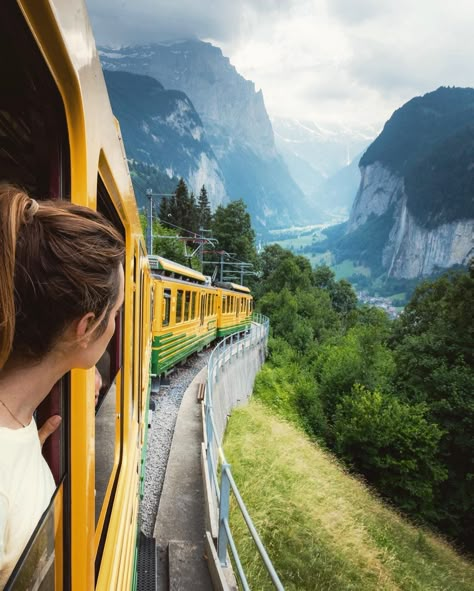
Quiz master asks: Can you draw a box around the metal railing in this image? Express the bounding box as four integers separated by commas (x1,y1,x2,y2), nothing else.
203,314,285,590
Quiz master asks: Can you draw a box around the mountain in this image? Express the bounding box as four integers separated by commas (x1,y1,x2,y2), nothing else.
99,42,316,232
273,117,375,220
343,87,474,278
103,70,226,210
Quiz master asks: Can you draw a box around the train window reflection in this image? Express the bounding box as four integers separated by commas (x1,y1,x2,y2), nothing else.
95,375,118,525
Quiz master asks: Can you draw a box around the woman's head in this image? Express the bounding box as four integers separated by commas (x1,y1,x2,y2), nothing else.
0,184,125,370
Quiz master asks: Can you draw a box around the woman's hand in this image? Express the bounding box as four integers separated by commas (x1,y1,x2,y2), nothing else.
38,415,62,447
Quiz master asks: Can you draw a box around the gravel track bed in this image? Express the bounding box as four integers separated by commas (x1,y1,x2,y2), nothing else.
139,350,211,537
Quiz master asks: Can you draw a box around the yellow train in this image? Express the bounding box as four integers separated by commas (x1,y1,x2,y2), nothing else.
2,1,252,590
149,256,252,377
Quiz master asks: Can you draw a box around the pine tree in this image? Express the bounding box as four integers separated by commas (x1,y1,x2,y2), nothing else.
198,185,212,230
159,195,170,222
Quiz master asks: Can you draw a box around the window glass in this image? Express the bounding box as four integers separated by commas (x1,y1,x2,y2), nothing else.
5,488,61,590
200,293,206,325
184,291,191,321
163,288,171,326
176,290,183,323
207,292,211,316
95,177,125,533
191,292,196,319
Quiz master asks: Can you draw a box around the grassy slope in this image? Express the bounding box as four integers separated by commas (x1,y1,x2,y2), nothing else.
224,401,474,591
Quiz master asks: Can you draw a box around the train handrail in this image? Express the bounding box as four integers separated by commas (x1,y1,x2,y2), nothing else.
204,313,285,590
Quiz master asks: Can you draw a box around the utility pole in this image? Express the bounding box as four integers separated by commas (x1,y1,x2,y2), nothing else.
145,189,174,256
146,188,153,255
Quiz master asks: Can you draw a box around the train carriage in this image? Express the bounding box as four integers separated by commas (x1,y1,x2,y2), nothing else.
215,282,253,338
149,256,218,376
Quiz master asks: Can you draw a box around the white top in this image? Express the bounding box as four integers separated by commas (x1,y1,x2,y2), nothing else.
0,419,55,589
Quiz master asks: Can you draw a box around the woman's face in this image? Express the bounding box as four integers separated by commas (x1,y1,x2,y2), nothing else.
89,264,125,365
73,264,125,370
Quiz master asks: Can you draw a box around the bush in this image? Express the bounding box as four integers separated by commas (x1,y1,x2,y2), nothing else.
333,385,447,520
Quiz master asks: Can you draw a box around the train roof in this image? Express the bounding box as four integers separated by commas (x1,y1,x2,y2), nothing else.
149,255,206,283
214,281,251,294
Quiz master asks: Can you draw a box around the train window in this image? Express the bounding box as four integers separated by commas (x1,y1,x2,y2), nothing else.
176,290,183,323
200,293,206,325
207,293,211,316
163,289,171,326
184,291,191,321
191,292,196,319
0,1,70,199
94,177,125,542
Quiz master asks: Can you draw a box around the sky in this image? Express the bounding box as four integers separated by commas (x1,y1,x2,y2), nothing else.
86,0,474,128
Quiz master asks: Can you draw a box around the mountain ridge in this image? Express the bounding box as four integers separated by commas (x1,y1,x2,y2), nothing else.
99,41,319,232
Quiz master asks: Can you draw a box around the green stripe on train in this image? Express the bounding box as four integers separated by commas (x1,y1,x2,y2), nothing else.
216,321,251,338
151,330,217,375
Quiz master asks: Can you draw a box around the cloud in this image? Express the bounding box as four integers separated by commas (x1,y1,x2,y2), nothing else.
86,0,474,126
327,0,386,25
86,0,298,46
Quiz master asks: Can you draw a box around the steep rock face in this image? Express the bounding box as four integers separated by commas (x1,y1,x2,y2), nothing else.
103,70,226,209
101,41,275,158
383,195,474,278
343,88,474,278
348,162,474,278
99,42,312,231
347,163,403,232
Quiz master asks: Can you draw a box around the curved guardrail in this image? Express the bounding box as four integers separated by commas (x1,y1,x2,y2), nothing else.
203,313,284,590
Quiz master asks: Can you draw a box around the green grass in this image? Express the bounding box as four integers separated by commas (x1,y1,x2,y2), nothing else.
223,401,474,591
332,259,371,280
274,235,315,250
308,251,334,267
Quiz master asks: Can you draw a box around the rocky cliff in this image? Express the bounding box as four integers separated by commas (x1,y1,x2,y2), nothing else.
348,163,474,278
103,70,226,209
344,87,474,279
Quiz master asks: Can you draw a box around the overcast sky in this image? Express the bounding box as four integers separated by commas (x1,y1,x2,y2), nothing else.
86,0,474,128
